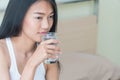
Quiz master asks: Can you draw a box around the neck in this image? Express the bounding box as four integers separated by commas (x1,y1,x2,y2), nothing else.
11,36,36,55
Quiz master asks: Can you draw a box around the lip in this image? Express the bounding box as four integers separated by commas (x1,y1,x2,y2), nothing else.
39,32,48,35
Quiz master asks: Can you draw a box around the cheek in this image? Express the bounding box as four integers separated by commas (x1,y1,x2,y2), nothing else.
22,19,38,35
24,18,34,28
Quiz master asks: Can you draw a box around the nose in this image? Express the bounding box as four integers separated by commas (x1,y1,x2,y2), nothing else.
41,18,49,30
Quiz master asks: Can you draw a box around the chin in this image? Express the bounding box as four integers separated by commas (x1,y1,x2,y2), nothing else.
35,38,42,43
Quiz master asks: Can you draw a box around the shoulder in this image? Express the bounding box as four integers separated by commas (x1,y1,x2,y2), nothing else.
0,39,10,68
0,39,7,53
0,39,11,78
0,39,6,53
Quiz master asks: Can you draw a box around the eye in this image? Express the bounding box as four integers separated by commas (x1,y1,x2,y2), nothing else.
48,15,54,19
35,16,42,20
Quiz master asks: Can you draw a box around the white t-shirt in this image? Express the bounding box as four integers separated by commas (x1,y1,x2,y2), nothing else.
6,37,46,80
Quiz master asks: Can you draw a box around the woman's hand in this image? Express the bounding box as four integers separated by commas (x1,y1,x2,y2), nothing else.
31,39,61,66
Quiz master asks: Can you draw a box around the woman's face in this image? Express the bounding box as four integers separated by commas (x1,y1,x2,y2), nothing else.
21,0,54,42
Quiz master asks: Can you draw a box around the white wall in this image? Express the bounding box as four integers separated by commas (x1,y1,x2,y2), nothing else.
0,0,9,11
58,1,94,20
97,0,120,65
0,12,4,25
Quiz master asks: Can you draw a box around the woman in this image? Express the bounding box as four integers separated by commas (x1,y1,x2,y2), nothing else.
0,0,62,80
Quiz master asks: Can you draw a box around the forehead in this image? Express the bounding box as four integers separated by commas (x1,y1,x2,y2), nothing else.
28,0,53,14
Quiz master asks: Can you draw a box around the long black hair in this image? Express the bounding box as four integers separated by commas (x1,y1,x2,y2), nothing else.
0,0,58,39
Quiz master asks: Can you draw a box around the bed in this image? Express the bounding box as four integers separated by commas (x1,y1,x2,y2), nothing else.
59,53,120,80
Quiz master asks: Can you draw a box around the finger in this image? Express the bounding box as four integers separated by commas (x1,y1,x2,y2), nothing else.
44,39,59,45
47,53,59,59
46,45,61,51
46,49,61,55
46,49,55,54
49,55,58,59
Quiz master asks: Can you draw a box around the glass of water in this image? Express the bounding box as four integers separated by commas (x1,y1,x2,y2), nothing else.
42,32,59,64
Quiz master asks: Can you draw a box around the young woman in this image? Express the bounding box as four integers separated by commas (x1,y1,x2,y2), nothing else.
0,0,62,80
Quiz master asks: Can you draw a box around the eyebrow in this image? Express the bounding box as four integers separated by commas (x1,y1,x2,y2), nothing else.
34,11,54,15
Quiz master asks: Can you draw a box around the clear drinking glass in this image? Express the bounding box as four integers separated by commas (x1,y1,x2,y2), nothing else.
42,32,59,64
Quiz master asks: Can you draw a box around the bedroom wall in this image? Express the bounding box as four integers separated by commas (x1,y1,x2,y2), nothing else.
97,0,120,65
57,1,97,54
0,12,4,24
